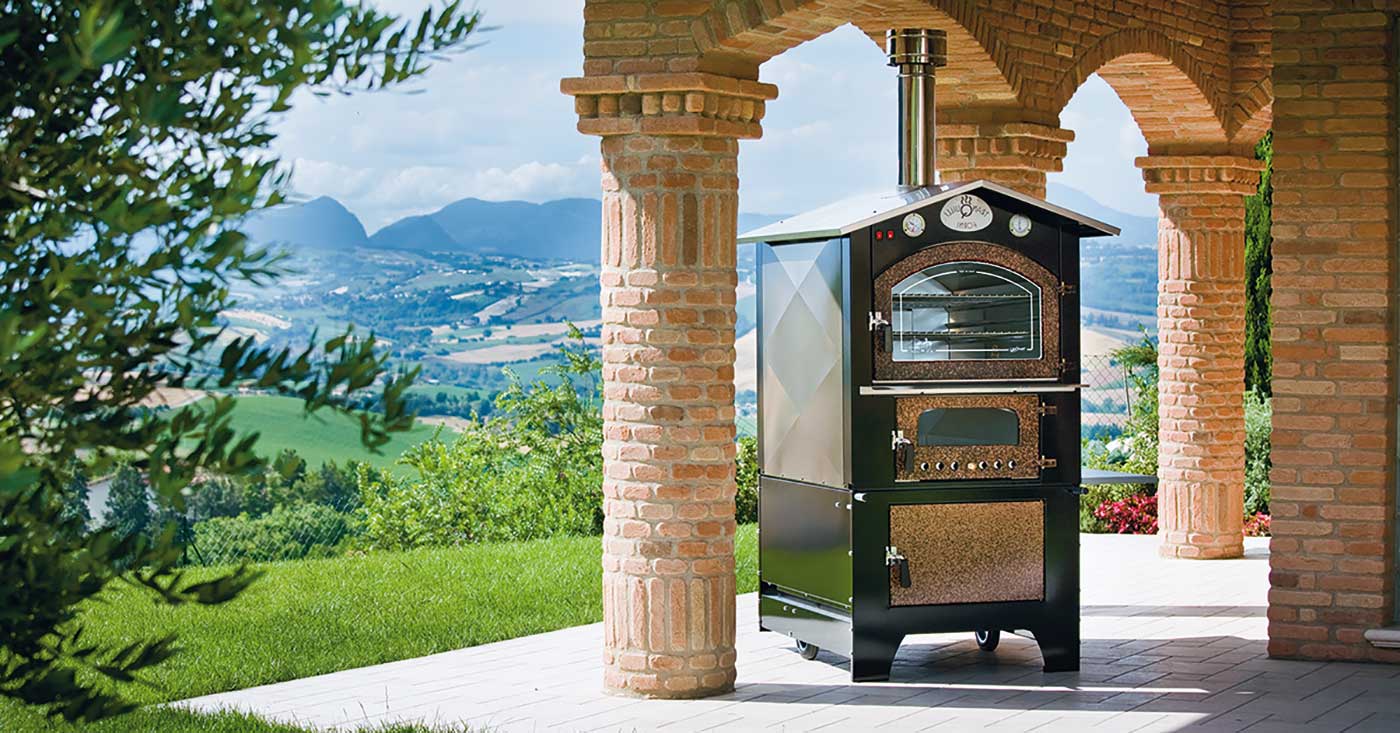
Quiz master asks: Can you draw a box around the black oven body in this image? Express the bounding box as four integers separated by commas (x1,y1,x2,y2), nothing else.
748,182,1114,681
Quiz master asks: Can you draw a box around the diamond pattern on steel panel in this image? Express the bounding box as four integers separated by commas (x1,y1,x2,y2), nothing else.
760,240,845,487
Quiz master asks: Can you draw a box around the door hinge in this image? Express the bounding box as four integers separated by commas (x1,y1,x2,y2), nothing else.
1038,404,1058,417
1038,456,1059,470
1058,282,1077,296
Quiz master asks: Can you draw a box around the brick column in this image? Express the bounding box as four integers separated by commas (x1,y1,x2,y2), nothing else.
562,72,777,698
1137,155,1263,560
1268,7,1399,663
936,119,1074,199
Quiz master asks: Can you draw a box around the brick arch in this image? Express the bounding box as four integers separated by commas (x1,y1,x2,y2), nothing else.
1053,28,1229,150
1230,79,1273,146
694,0,1019,110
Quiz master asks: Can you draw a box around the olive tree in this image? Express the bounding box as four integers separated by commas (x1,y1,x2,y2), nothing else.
0,0,479,721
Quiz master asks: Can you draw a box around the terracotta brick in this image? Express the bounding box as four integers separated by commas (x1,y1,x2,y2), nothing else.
1268,6,1399,666
593,131,741,697
566,0,1396,686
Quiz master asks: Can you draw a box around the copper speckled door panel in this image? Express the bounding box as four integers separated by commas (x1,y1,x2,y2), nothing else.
888,501,1044,606
894,394,1042,481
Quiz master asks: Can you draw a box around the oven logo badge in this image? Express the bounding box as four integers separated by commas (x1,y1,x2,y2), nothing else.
940,194,993,232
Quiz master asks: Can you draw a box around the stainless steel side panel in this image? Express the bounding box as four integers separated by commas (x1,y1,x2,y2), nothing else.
759,239,847,488
759,477,853,610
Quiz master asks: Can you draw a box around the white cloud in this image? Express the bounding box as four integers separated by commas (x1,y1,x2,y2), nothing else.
267,12,1159,227
373,0,585,27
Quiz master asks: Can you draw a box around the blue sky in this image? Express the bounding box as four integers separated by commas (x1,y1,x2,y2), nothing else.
271,1,1157,230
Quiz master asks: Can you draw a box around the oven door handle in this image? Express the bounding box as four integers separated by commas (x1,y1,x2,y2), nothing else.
891,431,915,472
869,311,890,354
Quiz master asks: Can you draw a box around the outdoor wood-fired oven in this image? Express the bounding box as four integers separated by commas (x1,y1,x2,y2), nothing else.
740,29,1118,681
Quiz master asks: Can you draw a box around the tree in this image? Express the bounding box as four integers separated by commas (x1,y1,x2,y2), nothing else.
0,1,480,722
1244,132,1273,394
103,464,152,543
59,460,91,532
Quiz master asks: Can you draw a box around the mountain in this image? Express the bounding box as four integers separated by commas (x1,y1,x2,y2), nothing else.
368,214,457,252
244,196,369,251
1045,183,1157,246
368,198,789,262
367,198,600,261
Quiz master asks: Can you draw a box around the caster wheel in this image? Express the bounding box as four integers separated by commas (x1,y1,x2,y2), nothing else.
796,640,820,660
975,629,1000,652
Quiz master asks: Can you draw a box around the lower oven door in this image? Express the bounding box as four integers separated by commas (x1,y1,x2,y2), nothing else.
888,500,1045,606
893,394,1044,481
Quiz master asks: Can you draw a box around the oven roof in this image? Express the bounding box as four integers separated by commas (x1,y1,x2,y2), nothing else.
736,180,1121,244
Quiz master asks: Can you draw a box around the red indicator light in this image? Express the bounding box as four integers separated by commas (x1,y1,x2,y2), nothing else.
888,229,896,239
875,230,883,240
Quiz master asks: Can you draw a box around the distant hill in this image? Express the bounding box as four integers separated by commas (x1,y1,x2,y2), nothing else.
244,196,368,251
367,214,458,252
247,196,789,263
1046,183,1157,246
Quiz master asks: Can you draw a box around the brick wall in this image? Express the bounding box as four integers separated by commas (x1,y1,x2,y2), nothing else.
570,0,1400,671
581,0,1268,148
1269,6,1399,662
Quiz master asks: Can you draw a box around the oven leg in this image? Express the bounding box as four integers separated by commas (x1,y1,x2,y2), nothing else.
1031,624,1080,673
850,631,904,682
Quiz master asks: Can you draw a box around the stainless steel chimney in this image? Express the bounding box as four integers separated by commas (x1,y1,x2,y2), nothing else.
886,29,948,189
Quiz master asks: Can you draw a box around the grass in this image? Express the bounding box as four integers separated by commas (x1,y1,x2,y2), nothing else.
2,526,758,732
213,394,441,471
9,708,481,732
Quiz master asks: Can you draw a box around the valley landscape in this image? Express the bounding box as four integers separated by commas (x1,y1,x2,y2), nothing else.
217,185,1158,462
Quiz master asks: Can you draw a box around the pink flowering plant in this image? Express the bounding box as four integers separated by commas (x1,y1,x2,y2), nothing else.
1092,493,1158,534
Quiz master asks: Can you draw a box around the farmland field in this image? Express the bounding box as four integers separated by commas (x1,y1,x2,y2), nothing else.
207,394,442,470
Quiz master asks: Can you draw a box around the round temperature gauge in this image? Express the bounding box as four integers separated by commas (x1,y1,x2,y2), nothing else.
901,212,926,238
1009,214,1033,238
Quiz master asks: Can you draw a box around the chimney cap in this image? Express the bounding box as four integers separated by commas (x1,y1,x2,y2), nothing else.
886,28,948,67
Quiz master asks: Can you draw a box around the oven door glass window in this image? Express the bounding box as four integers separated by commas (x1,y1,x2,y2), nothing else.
916,407,1019,446
890,261,1042,362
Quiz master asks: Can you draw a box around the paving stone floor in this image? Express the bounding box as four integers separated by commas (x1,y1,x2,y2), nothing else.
179,535,1400,731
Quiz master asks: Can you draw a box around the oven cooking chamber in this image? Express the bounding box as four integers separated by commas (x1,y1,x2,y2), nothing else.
873,241,1062,382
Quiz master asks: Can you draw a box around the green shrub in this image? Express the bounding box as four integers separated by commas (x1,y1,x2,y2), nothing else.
187,476,248,522
1079,339,1274,530
357,330,604,550
736,436,758,524
1244,388,1272,515
1078,483,1142,533
192,502,351,566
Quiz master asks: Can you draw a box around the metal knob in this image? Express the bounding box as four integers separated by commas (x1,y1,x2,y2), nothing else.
978,461,988,470
935,461,944,471
993,460,1002,469
949,461,959,471
920,462,930,471
1007,459,1016,469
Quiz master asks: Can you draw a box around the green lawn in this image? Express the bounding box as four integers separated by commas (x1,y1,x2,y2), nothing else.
2,526,758,732
213,394,442,471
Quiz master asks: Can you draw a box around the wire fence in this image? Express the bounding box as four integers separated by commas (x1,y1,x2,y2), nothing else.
1081,352,1139,442
81,355,1141,567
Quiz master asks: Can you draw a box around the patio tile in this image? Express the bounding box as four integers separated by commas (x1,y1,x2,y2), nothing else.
170,535,1392,731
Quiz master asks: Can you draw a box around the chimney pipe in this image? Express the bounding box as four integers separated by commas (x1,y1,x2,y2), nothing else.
886,29,948,189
